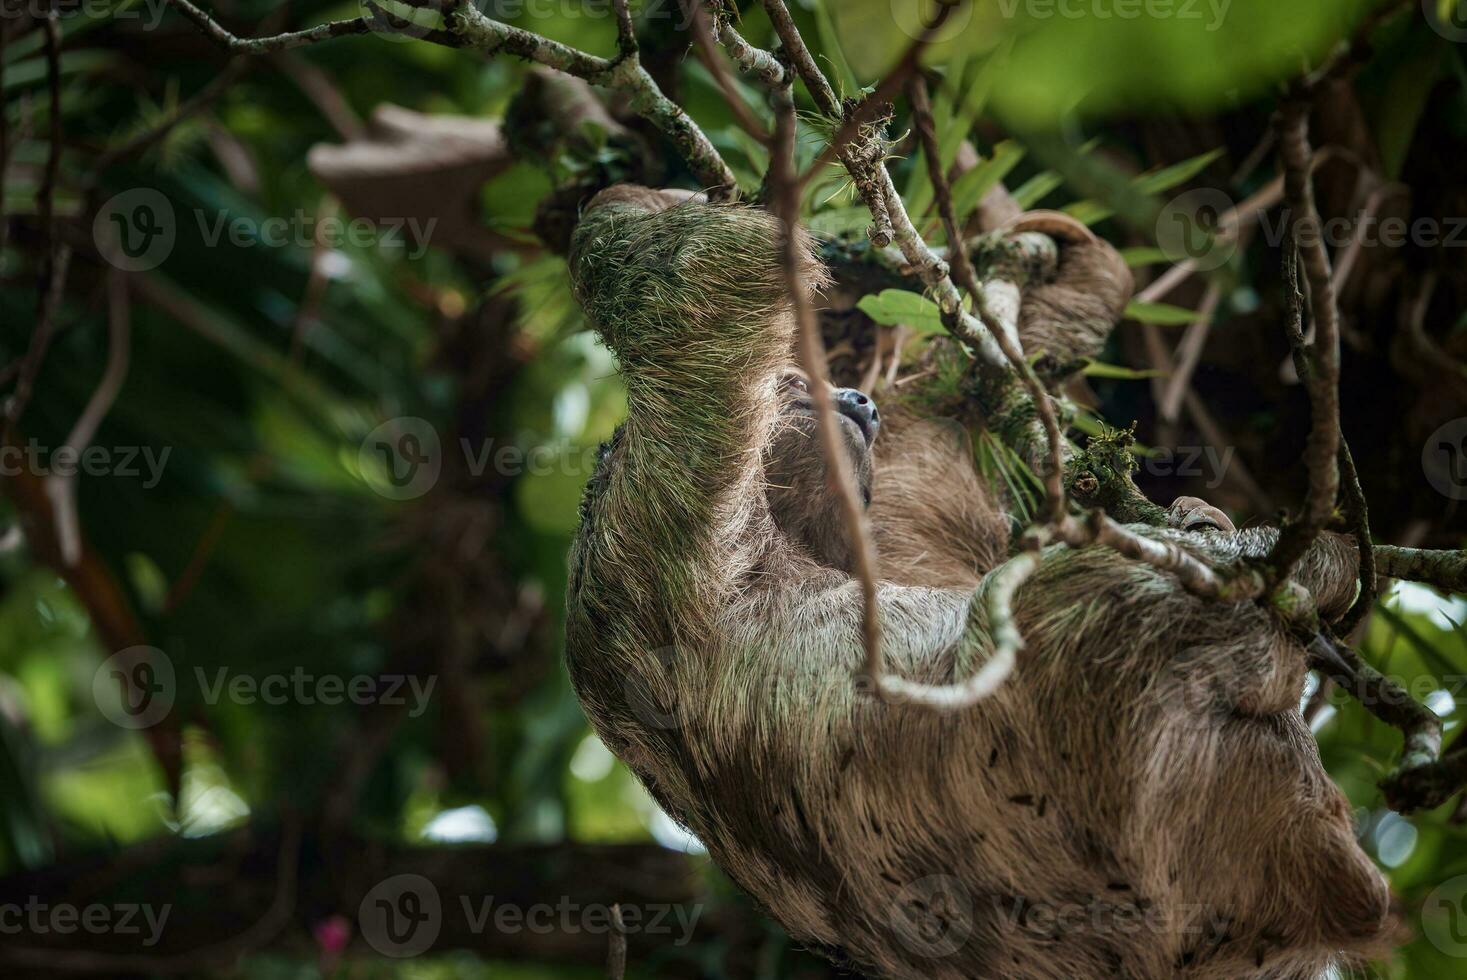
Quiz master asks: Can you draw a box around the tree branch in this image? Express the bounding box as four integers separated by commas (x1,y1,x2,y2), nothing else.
166,0,376,54
447,0,736,197
1264,97,1342,589
686,1,769,145
707,4,785,86
1307,633,1455,814
873,547,1041,709
769,92,884,696
44,270,131,568
1373,546,1467,595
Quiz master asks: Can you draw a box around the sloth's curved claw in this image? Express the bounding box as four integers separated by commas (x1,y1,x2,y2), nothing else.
1003,209,1098,245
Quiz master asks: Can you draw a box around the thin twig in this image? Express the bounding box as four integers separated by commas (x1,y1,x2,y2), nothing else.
686,1,769,145
1054,511,1245,599
164,0,738,197
1157,282,1222,424
1278,233,1379,634
166,0,377,54
1335,443,1376,633
1264,99,1341,590
607,903,627,980
875,547,1041,710
0,14,9,265
760,0,839,115
1306,633,1450,814
45,270,132,568
769,93,883,694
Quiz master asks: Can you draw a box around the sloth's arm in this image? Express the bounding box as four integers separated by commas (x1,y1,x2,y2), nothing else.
568,189,828,599
1012,221,1135,367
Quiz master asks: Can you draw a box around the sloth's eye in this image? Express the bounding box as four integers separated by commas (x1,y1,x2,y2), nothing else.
781,374,810,394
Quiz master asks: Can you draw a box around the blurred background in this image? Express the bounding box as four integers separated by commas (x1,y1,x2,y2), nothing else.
1,0,1466,975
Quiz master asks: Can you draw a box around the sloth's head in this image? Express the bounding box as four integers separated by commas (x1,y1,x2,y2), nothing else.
764,369,880,571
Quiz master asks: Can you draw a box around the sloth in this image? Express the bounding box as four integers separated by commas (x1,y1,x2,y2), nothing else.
565,186,1388,979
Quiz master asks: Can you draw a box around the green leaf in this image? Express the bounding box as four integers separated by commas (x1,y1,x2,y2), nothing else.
1063,199,1113,226
807,207,876,238
1376,603,1465,681
1125,300,1199,326
857,289,945,334
833,0,1378,122
811,0,861,100
1119,246,1172,267
1081,360,1164,380
1132,148,1225,196
1011,170,1064,210
951,140,1026,220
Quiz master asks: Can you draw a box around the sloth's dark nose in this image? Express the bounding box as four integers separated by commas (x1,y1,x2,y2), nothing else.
833,387,880,445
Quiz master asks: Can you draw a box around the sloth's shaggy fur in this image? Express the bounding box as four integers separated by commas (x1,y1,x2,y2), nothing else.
565,188,1389,979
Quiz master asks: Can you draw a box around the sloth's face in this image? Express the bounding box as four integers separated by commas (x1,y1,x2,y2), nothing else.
764,370,880,570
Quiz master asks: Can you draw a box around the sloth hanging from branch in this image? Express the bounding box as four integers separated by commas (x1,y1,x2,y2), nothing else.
19,0,1464,972
554,4,1467,980
262,0,1467,974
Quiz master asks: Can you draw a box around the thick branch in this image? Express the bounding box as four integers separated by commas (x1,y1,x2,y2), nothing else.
1053,512,1256,601
1373,546,1467,595
1307,633,1454,813
708,6,785,86
448,1,735,197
